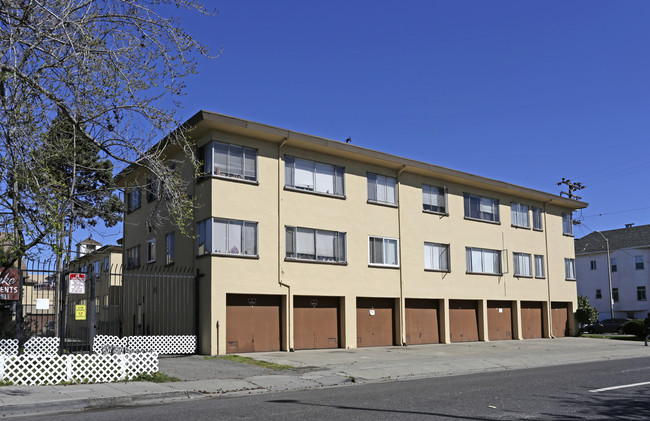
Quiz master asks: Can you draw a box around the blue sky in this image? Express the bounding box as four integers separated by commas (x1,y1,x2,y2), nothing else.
84,0,650,248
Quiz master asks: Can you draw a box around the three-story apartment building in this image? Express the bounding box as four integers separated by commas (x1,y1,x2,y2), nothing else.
120,111,587,355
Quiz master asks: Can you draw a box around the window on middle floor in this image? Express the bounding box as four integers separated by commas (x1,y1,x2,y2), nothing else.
595,289,602,299
638,286,647,301
369,236,399,267
466,247,502,275
127,187,141,212
197,217,258,257
284,156,345,197
367,173,397,205
510,203,530,228
534,255,545,278
611,257,617,272
424,242,450,272
165,232,175,265
513,252,532,277
612,288,619,302
285,226,346,263
126,245,140,269
463,193,499,223
590,260,597,270
565,258,576,280
146,239,156,263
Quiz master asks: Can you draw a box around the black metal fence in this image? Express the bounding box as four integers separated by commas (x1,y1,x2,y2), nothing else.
0,260,197,354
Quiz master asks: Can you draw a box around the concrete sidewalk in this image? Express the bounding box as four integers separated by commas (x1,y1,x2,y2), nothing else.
1,337,649,417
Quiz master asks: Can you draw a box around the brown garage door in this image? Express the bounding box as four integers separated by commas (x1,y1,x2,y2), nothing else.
449,300,479,342
294,296,340,350
357,297,395,347
405,299,440,345
487,301,513,341
551,302,569,338
521,301,543,339
226,294,281,353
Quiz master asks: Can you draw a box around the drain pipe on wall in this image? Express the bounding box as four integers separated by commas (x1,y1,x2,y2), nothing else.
542,199,554,338
277,138,293,351
397,165,407,346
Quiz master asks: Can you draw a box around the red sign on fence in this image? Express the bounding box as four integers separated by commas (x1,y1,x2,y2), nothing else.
68,273,86,294
0,268,21,301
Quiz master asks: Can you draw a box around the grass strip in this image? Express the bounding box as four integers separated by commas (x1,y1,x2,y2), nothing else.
205,354,294,370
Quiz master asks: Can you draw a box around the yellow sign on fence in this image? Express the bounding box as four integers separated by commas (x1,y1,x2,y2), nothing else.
75,305,86,321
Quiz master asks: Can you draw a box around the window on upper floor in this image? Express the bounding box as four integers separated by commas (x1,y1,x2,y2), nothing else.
284,156,344,197
146,239,156,263
165,232,175,265
127,187,141,212
126,245,140,269
611,258,617,272
612,288,619,302
424,242,450,272
103,256,110,271
201,141,257,181
197,218,258,257
367,173,397,205
564,258,576,280
285,226,346,263
595,289,602,299
463,193,499,223
590,260,597,270
422,185,447,215
466,247,502,275
635,255,645,270
513,252,532,277
146,177,159,202
562,213,573,236
532,207,543,231
534,254,545,278
638,286,647,301
511,203,530,228
369,236,399,267
93,261,101,275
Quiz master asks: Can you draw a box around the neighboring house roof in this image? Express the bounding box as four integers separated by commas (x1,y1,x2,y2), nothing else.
575,224,650,254
77,237,102,247
68,245,122,266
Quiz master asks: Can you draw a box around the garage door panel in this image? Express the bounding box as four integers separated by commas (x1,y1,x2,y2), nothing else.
521,301,543,339
405,299,439,345
357,298,394,347
449,300,478,343
294,296,340,350
551,302,569,338
226,294,281,353
487,300,513,341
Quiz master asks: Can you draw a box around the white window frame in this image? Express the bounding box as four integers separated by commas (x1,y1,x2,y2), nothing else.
638,286,647,301
203,141,257,181
465,247,502,275
367,173,397,205
635,255,645,270
284,156,345,197
532,207,543,231
534,254,545,278
611,257,617,272
423,185,448,215
199,218,258,257
513,252,532,277
510,203,530,228
146,239,156,263
595,289,602,299
368,236,399,267
165,232,175,265
424,242,450,272
564,258,576,280
562,213,573,236
463,193,500,223
612,287,619,302
285,226,346,263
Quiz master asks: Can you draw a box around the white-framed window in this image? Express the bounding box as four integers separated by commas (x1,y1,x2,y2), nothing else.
590,260,597,270
511,203,530,228
424,242,450,272
126,245,140,269
127,187,141,212
611,258,617,272
635,255,645,270
369,236,399,267
202,141,257,181
285,226,346,263
513,252,532,277
165,232,175,265
532,207,543,231
423,185,447,214
562,213,573,235
197,218,258,257
466,247,502,275
367,173,397,205
564,258,576,280
612,288,619,302
595,289,602,299
146,239,156,263
534,254,545,278
638,286,647,301
284,156,345,197
463,193,499,223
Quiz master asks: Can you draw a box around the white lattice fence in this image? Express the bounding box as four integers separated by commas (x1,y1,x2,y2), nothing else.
23,337,59,355
0,353,158,385
93,335,128,354
0,339,18,356
95,335,196,355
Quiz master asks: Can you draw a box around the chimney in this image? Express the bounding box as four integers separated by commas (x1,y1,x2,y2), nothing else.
625,223,634,228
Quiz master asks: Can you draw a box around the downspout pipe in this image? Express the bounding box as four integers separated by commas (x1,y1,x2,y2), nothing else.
397,165,407,346
277,138,293,351
542,199,554,338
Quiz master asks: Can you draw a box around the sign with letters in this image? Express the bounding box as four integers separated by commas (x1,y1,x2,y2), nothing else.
0,268,21,301
75,305,86,320
68,273,86,294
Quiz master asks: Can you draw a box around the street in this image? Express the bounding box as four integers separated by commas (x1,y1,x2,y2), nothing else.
22,356,650,420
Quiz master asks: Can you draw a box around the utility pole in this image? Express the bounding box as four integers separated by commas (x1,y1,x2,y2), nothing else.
557,178,585,200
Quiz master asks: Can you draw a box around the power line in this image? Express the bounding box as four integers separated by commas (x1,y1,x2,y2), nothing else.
582,205,650,218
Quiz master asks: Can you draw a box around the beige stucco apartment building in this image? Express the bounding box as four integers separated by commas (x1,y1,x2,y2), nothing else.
120,111,587,355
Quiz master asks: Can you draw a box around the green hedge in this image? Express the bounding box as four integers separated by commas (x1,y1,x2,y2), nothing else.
622,319,646,338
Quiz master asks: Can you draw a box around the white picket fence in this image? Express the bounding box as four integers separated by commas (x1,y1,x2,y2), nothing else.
0,352,158,385
93,335,196,355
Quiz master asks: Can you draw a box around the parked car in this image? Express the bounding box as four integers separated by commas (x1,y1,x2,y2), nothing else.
42,320,56,336
581,318,631,334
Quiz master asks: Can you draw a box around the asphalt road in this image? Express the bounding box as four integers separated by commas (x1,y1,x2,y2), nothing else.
22,357,650,420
